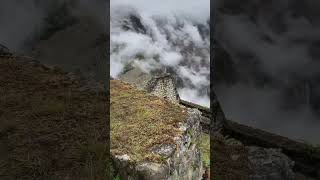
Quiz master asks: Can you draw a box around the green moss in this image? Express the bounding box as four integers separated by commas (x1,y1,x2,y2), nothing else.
303,143,320,155
110,80,187,163
109,160,120,180
199,133,210,167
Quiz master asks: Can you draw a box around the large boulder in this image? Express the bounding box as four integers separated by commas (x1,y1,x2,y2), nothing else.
248,146,295,180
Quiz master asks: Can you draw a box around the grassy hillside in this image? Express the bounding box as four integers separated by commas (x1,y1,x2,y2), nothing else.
0,57,108,180
110,80,188,163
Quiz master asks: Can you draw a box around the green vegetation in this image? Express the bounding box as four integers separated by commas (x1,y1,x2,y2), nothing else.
109,160,120,180
199,133,210,167
110,80,187,163
302,142,320,155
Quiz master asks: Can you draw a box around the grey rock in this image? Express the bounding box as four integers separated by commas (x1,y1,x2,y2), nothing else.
119,66,180,104
151,144,176,158
136,162,169,180
248,146,295,180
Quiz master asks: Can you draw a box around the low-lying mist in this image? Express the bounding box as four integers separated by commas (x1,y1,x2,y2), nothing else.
0,0,106,53
215,0,320,144
111,1,210,107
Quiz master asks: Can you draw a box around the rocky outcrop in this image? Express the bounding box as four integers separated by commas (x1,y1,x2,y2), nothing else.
119,66,212,135
119,67,180,104
220,120,320,179
121,14,147,34
248,146,295,180
113,68,209,179
118,65,153,90
119,64,318,179
112,108,204,180
0,44,11,56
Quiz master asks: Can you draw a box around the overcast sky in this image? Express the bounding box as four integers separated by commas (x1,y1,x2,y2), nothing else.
111,0,210,23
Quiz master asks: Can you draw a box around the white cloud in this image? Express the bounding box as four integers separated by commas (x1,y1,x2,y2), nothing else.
215,0,320,143
178,66,209,87
178,88,210,107
161,52,182,67
111,0,210,23
110,55,124,78
110,2,210,106
182,23,203,45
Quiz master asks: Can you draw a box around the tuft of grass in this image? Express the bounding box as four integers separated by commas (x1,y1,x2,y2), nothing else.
110,80,187,163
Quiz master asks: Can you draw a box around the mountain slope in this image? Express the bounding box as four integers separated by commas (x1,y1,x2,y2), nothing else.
0,56,107,179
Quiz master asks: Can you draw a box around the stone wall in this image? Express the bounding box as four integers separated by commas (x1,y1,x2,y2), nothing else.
148,75,180,104
119,67,180,104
